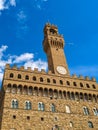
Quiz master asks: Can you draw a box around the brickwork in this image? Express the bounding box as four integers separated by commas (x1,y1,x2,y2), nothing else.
0,23,98,130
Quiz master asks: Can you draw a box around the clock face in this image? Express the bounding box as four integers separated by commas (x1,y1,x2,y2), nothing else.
56,66,67,75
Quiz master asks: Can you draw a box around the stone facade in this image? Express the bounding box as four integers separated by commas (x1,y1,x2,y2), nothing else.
0,23,98,130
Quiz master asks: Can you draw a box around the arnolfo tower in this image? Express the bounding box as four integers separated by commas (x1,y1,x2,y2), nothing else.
0,23,98,130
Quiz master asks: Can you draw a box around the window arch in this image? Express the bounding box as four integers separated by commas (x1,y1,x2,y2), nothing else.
50,104,55,112
93,108,98,116
25,101,32,110
38,102,44,111
86,83,90,88
80,82,83,87
60,80,63,85
25,75,29,80
10,73,14,78
33,76,36,81
11,99,18,109
53,79,56,84
83,106,89,115
18,74,21,79
66,105,71,113
40,77,43,82
70,121,73,127
66,81,70,86
92,84,96,89
73,82,77,86
6,83,11,92
88,121,94,128
47,78,50,83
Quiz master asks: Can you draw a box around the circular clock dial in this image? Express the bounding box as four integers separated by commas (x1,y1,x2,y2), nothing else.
57,66,67,75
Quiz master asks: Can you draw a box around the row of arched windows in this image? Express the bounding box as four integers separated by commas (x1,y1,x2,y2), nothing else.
9,73,96,89
11,100,98,116
7,84,98,103
12,100,55,112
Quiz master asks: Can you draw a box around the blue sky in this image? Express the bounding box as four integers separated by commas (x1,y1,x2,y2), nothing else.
0,0,98,83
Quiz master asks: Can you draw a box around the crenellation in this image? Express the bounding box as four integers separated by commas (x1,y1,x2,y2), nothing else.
5,64,10,69
41,69,46,74
0,24,98,130
27,67,32,71
12,64,18,70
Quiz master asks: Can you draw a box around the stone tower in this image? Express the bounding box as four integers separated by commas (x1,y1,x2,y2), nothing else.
43,23,69,75
0,23,98,130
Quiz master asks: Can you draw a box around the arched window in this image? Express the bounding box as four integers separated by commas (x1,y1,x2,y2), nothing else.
88,121,94,128
93,108,98,116
11,99,18,109
60,80,63,85
10,73,14,78
83,107,89,115
47,78,50,83
66,81,70,86
18,74,21,79
6,84,11,92
66,105,71,113
40,77,43,82
50,104,55,112
80,82,83,87
38,102,44,111
92,84,96,89
73,82,77,86
33,76,36,81
53,79,56,84
70,121,73,127
86,83,90,88
25,101,32,110
70,92,75,100
25,75,29,80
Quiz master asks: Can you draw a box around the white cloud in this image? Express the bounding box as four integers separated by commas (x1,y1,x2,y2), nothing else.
33,0,48,10
0,0,16,11
0,45,48,83
10,0,16,6
17,10,27,22
0,45,8,59
0,0,7,10
24,59,48,71
13,53,34,63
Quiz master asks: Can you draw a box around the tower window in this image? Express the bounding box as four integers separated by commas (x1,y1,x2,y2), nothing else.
86,84,90,88
25,75,29,80
92,84,96,89
66,81,70,86
33,76,36,81
47,78,50,83
73,82,77,86
18,74,21,79
50,28,56,34
60,80,63,85
88,121,94,128
53,79,56,84
10,73,14,78
40,77,43,82
80,82,83,87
